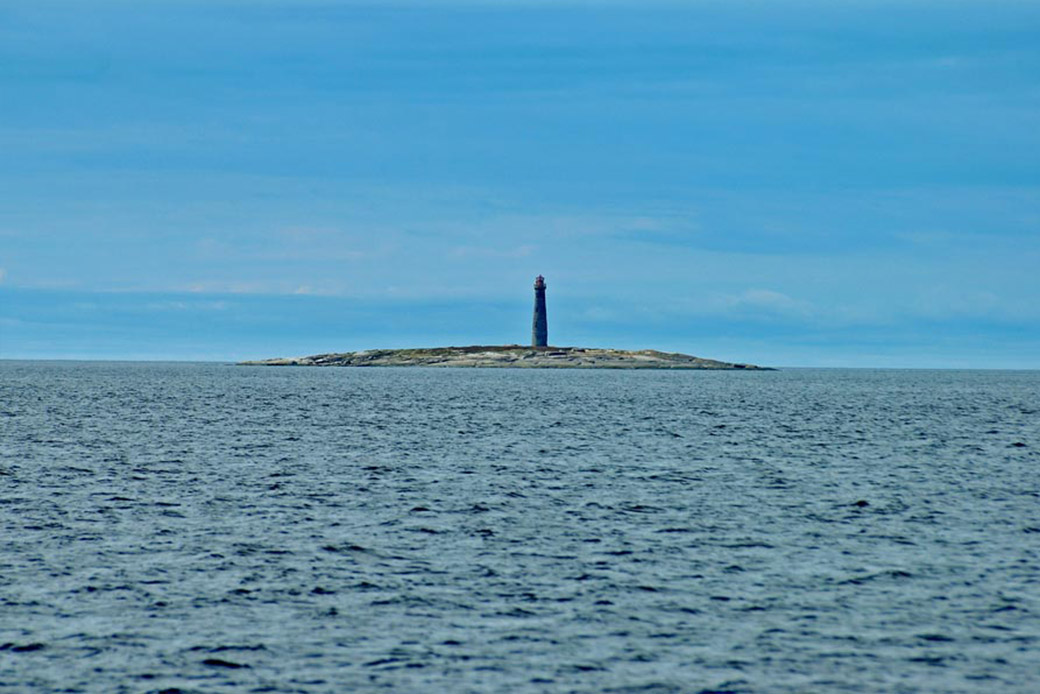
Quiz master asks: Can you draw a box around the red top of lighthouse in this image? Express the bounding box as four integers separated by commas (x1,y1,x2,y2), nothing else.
534,275,546,290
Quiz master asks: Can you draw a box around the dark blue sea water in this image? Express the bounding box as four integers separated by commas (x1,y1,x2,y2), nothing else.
1,361,1038,693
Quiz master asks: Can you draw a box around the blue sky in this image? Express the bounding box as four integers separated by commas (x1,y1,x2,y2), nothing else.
1,0,1038,367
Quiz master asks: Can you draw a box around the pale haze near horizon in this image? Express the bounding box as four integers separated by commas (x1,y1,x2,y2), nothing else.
1,1,1038,368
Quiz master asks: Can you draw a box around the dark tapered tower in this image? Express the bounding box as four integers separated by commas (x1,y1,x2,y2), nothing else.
532,275,548,347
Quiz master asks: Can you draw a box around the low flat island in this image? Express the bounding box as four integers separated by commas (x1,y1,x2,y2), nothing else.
241,346,769,369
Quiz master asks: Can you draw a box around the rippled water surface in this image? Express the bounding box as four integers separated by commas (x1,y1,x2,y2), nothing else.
1,361,1038,693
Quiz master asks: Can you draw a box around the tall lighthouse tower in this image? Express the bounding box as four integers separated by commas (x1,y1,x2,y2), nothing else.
532,275,548,348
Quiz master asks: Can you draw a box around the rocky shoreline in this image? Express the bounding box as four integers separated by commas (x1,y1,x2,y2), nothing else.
241,345,769,370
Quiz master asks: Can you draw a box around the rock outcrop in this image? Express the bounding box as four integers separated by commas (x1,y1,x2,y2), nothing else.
241,346,768,369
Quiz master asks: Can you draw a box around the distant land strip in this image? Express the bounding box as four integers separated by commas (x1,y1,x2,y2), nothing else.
241,346,771,370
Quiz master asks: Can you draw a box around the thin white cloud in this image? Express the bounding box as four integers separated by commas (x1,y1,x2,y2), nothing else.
183,280,345,296
194,231,373,263
293,285,324,295
143,300,231,312
721,288,814,317
909,286,1007,320
277,226,341,242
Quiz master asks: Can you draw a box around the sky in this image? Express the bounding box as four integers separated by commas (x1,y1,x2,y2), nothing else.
1,0,1038,367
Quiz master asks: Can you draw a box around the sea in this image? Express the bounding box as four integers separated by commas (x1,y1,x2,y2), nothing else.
1,361,1038,693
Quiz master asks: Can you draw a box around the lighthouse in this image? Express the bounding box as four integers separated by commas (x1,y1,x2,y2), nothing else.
532,275,548,348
